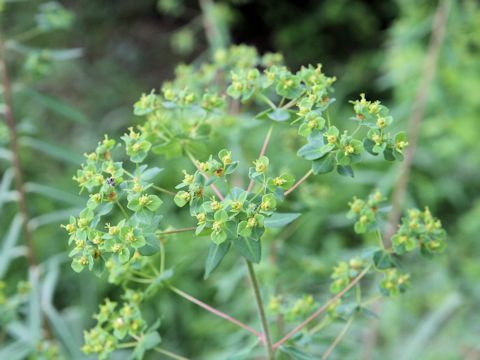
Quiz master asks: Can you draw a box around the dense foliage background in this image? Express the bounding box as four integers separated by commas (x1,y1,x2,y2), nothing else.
1,0,479,359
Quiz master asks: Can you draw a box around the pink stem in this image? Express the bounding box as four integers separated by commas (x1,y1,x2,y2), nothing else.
169,285,264,341
284,169,313,196
273,266,371,349
187,151,224,201
247,125,274,193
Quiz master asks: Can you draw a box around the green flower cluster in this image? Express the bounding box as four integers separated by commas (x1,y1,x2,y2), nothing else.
82,290,161,360
330,192,447,299
64,136,164,275
330,257,368,294
174,152,295,270
392,207,447,256
297,94,406,178
347,190,386,234
352,94,408,161
379,269,410,296
35,1,74,32
267,294,316,322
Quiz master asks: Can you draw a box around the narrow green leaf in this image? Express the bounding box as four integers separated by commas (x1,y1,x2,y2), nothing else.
267,108,290,122
233,236,261,263
21,137,84,164
25,182,84,205
0,215,23,278
264,212,301,228
21,88,88,124
204,241,230,279
337,165,354,178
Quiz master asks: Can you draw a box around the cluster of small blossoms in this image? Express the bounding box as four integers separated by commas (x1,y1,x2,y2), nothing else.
331,192,447,298
82,290,161,360
379,269,410,296
391,207,447,256
347,190,386,234
65,135,164,275
267,294,317,322
352,93,408,161
297,94,405,178
174,151,294,266
330,257,369,294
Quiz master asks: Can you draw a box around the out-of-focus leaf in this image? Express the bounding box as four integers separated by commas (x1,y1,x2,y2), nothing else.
0,148,12,161
29,207,82,230
25,182,84,205
28,269,42,342
41,259,83,357
0,340,31,360
0,214,23,278
22,88,88,124
21,137,83,164
264,213,301,228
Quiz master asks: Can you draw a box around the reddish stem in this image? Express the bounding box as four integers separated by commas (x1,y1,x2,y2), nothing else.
284,169,313,196
169,285,263,341
186,151,224,201
273,265,371,349
247,125,274,193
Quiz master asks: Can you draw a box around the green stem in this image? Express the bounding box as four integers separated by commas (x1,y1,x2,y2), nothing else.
321,316,355,360
245,260,275,360
117,342,137,349
159,239,165,274
258,93,277,109
156,227,195,236
116,200,128,217
154,347,189,360
309,316,332,335
152,185,176,196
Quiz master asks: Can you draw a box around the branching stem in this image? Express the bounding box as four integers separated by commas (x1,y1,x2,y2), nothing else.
284,169,313,196
185,150,224,200
245,260,275,359
247,124,274,193
168,285,263,339
273,265,371,349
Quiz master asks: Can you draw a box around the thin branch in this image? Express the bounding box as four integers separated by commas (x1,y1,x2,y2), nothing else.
168,285,263,340
284,169,313,196
247,124,273,193
385,0,450,245
185,150,224,201
321,316,355,360
154,347,190,360
245,260,275,359
157,227,196,236
273,265,371,349
152,185,176,197
0,37,36,267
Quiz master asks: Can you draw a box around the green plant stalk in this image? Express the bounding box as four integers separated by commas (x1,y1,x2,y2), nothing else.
321,316,354,360
154,346,190,360
245,260,275,359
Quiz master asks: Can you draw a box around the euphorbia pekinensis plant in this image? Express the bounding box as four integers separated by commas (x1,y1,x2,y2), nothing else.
64,45,446,359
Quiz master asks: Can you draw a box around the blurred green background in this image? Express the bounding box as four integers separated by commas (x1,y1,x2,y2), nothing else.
1,0,479,359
